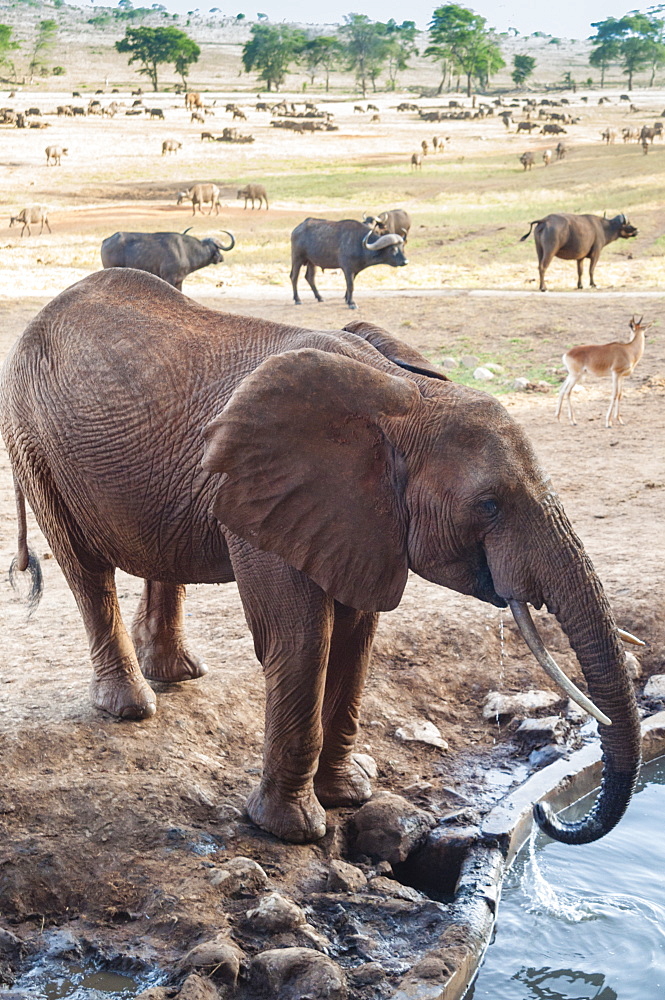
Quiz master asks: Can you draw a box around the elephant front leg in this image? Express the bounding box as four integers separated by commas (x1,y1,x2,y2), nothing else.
228,534,334,843
314,604,379,807
132,581,207,683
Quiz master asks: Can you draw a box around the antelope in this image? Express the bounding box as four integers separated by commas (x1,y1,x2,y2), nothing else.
555,316,653,427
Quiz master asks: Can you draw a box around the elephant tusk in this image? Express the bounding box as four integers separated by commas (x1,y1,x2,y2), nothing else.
508,599,612,727
617,627,646,647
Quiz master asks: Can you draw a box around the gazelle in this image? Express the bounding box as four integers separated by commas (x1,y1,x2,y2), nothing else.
556,315,653,427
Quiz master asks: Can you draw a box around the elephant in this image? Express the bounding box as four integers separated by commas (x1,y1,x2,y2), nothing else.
1,268,641,847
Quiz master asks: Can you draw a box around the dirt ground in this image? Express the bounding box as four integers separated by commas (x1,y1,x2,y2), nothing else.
1,85,664,997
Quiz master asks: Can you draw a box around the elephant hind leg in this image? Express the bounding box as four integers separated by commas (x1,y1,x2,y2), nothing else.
314,603,379,807
132,580,208,682
35,488,155,720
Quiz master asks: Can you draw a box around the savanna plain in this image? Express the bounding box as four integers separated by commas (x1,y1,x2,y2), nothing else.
1,38,665,1000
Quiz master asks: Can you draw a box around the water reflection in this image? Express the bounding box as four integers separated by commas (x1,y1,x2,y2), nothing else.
514,966,617,1000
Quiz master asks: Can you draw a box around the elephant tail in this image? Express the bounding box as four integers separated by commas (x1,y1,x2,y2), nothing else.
9,475,43,613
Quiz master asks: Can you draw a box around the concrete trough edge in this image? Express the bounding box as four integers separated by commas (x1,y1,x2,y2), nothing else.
390,710,665,1000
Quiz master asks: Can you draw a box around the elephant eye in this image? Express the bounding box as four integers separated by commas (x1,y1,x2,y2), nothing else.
479,498,499,518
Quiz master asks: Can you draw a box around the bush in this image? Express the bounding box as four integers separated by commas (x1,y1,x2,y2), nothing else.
52,64,65,74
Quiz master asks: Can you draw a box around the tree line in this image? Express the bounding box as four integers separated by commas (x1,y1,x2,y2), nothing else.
2,3,665,93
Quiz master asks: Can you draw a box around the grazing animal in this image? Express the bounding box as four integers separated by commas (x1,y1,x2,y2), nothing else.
201,131,215,141
232,108,247,121
26,106,41,117
354,105,365,113
149,108,165,119
556,316,652,427
237,184,269,210
186,92,204,111
366,103,379,112
100,230,235,291
541,123,566,135
542,148,552,166
370,113,380,123
72,107,85,116
601,128,616,144
191,112,205,124
520,151,535,170
45,145,67,166
520,213,638,291
162,139,182,156
9,204,51,237
516,121,538,133
176,183,222,216
290,218,407,309
362,209,411,243
1,268,642,850
410,152,422,170
421,139,429,155
555,142,567,160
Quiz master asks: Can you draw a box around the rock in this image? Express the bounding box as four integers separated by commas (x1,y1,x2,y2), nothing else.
133,990,170,1000
368,876,423,902
565,699,587,723
513,376,530,390
440,356,458,370
644,674,665,699
245,892,306,933
394,719,448,749
516,716,568,747
529,743,568,769
249,947,347,999
484,363,505,374
210,856,268,896
392,825,479,899
460,354,479,368
181,934,244,984
473,366,495,381
482,689,560,721
326,860,368,893
352,792,435,864
0,928,22,959
177,975,219,1000
624,651,642,679
349,962,386,986
352,752,378,779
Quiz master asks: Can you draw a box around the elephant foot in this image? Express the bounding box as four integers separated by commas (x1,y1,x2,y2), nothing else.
314,754,373,807
136,643,208,683
246,783,326,843
90,671,156,720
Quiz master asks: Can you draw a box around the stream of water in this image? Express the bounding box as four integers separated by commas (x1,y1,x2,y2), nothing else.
469,756,665,999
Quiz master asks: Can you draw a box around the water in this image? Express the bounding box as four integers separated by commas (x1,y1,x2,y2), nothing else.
12,955,164,1000
470,756,665,999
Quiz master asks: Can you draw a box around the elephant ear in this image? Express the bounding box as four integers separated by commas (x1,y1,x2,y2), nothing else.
202,348,420,612
344,320,449,381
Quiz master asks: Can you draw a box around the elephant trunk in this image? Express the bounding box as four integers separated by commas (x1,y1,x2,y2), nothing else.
531,508,641,844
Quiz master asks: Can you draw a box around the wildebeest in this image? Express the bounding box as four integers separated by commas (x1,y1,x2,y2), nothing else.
100,230,235,291
237,184,269,210
410,152,422,170
520,213,638,291
45,145,67,166
9,204,51,237
290,218,408,309
191,112,205,124
162,139,182,155
519,151,535,171
176,183,222,216
362,209,411,243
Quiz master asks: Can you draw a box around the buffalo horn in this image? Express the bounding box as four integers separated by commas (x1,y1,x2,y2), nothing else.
508,599,612,726
217,231,235,251
362,231,403,251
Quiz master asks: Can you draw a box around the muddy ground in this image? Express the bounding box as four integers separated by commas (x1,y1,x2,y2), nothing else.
1,86,664,999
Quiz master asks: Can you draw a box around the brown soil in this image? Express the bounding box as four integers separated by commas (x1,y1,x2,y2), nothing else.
1,85,664,999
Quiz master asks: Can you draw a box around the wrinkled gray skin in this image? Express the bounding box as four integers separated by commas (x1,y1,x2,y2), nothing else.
520,213,638,291
100,230,235,291
1,268,640,846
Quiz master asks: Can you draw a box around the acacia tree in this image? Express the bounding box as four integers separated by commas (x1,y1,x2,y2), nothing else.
589,12,665,88
384,19,418,90
0,24,20,82
301,35,344,90
242,23,306,91
512,53,535,86
29,19,57,81
428,4,503,97
116,26,199,90
340,14,387,98
173,33,200,87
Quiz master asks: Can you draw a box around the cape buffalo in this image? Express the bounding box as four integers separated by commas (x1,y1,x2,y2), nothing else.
290,218,408,309
101,230,235,291
520,213,638,291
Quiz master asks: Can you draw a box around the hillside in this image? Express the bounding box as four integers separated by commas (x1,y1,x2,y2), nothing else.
0,1,615,95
